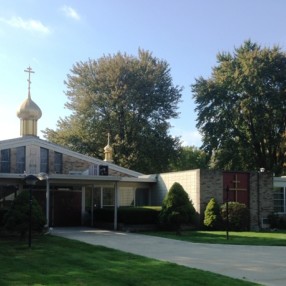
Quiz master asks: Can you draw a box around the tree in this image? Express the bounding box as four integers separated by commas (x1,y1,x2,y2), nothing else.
169,145,209,171
159,182,196,234
204,197,221,230
43,50,182,174
4,191,45,237
192,40,286,175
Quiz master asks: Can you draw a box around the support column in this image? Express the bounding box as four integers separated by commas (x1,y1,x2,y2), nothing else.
114,182,118,230
46,179,50,227
81,187,86,225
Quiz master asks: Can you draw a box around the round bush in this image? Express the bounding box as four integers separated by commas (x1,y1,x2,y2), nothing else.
220,202,250,231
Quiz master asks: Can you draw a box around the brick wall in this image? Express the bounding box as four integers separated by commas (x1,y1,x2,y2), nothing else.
249,172,273,230
154,169,274,230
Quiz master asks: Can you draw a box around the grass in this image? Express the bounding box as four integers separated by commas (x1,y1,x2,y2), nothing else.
0,234,261,286
143,230,286,246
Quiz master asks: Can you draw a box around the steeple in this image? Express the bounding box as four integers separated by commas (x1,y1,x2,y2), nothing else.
104,133,113,162
17,67,42,137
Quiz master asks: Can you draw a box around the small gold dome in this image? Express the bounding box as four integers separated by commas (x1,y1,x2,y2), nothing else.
104,133,113,162
17,96,42,120
104,144,113,152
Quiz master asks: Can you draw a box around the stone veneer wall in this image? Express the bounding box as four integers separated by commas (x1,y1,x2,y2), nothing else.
62,153,90,174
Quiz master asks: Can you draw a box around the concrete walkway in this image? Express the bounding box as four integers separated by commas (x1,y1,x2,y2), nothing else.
51,227,286,286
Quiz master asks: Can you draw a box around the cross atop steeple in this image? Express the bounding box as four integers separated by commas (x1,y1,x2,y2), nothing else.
24,66,35,99
107,132,110,145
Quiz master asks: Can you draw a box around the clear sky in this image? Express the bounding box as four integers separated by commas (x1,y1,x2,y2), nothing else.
0,0,285,146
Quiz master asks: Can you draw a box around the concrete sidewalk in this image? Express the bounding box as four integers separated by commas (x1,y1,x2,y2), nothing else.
51,227,286,286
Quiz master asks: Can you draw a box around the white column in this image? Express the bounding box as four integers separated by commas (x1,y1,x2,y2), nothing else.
81,187,86,225
46,179,50,227
114,182,118,230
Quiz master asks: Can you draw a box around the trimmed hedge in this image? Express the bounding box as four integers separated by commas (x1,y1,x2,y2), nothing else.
0,208,8,226
93,207,161,225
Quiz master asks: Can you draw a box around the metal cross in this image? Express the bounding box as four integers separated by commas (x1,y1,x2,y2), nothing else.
229,174,247,201
24,66,35,98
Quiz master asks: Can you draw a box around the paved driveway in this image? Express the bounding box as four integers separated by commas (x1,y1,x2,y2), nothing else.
51,227,286,286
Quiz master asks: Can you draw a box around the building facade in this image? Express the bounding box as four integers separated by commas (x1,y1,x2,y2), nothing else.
0,67,278,230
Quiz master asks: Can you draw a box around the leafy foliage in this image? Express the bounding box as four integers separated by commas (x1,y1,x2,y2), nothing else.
203,198,222,229
169,145,209,171
159,182,196,233
43,50,182,174
192,40,286,175
4,191,45,237
220,202,250,231
268,213,286,229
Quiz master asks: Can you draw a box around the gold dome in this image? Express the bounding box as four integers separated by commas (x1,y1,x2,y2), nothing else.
17,96,42,120
104,133,113,162
17,66,42,137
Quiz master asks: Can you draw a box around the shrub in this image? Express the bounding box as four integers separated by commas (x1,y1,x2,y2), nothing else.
204,198,222,230
159,182,196,234
268,213,286,229
118,207,160,224
220,202,250,231
93,207,160,225
0,208,8,227
3,191,45,237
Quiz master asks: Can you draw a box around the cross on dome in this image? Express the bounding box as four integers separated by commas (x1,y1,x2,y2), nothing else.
24,66,35,98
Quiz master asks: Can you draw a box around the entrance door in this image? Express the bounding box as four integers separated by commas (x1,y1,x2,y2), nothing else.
223,172,249,206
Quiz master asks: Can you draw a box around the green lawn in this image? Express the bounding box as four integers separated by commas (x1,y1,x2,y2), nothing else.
0,235,261,286
143,230,286,246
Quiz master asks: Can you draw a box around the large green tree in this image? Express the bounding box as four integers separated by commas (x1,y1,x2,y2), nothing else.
43,50,182,173
169,146,209,171
192,40,286,175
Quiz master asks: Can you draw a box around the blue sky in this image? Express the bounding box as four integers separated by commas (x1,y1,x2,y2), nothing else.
0,0,285,146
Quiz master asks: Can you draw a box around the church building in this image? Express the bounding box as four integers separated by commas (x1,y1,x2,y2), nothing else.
0,67,279,231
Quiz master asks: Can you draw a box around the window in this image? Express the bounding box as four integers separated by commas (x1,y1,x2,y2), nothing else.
103,188,114,206
16,146,25,173
273,187,286,213
0,149,10,173
40,148,49,173
54,152,63,174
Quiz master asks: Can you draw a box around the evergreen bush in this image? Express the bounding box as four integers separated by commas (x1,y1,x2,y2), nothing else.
93,207,160,225
3,191,45,237
159,182,196,234
204,198,222,230
220,202,250,231
268,213,286,229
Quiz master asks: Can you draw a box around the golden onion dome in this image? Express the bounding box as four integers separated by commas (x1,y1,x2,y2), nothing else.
17,96,42,120
104,143,113,152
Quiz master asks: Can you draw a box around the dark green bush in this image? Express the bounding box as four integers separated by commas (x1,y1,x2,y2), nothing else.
204,198,222,230
159,182,196,233
268,213,286,229
118,207,160,224
93,207,160,225
220,202,250,231
3,191,45,237
0,208,8,226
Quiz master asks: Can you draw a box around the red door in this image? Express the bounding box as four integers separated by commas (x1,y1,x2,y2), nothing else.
223,172,249,206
